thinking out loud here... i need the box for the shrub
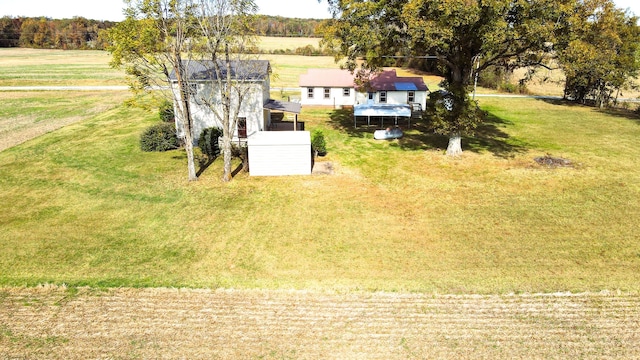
[311,129,327,157]
[158,99,175,122]
[198,127,223,159]
[140,122,180,152]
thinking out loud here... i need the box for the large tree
[557,0,640,107]
[322,0,573,155]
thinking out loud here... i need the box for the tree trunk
[446,132,463,156]
[184,130,198,181]
[222,135,233,182]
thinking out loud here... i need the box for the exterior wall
[174,81,268,144]
[248,131,312,176]
[300,86,356,107]
[355,90,428,109]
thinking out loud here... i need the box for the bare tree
[108,0,199,181]
[192,0,259,182]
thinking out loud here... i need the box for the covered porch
[353,103,412,128]
[264,99,304,131]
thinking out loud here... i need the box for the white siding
[174,81,268,144]
[248,131,311,176]
[355,90,428,109]
[300,86,356,106]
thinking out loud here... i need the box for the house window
[368,92,375,101]
[408,91,415,103]
[379,91,387,103]
[237,117,247,138]
[324,88,331,99]
[189,83,198,95]
[307,88,314,99]
[343,88,351,97]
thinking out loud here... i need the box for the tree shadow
[464,112,529,158]
[196,158,215,177]
[328,108,528,157]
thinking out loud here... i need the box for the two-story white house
[170,60,311,176]
[171,60,275,142]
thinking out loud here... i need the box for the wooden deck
[268,121,305,131]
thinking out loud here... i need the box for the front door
[237,117,247,138]
[367,92,375,104]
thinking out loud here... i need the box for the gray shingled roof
[169,60,270,82]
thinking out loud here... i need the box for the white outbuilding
[247,131,312,176]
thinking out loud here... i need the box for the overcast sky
[0,0,637,22]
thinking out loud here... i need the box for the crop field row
[2,286,639,359]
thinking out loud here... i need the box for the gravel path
[1,287,639,359]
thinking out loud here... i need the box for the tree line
[0,15,323,49]
[0,17,116,49]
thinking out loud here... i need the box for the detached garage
[248,131,312,176]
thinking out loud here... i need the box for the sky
[0,0,637,21]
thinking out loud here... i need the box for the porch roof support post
[294,113,298,131]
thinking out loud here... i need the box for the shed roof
[248,130,310,146]
[264,99,301,114]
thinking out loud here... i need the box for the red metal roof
[299,68,428,92]
[365,70,429,92]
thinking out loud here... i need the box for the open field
[0,91,130,152]
[2,286,640,359]
[0,49,126,87]
[257,36,321,52]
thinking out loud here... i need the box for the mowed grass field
[2,47,640,359]
[1,49,639,293]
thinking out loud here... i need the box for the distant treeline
[0,17,116,49]
[0,15,324,50]
[252,15,323,37]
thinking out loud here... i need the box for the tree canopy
[321,0,577,155]
[557,0,640,107]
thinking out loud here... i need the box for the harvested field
[1,287,639,359]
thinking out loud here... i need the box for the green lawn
[1,93,639,293]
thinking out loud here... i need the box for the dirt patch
[312,161,334,175]
[1,287,639,359]
[534,154,573,167]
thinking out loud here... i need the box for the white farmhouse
[170,60,311,176]
[299,68,357,107]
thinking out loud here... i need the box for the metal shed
[248,131,312,176]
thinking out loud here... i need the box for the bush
[158,99,174,122]
[198,127,223,159]
[140,122,180,152]
[311,129,327,157]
